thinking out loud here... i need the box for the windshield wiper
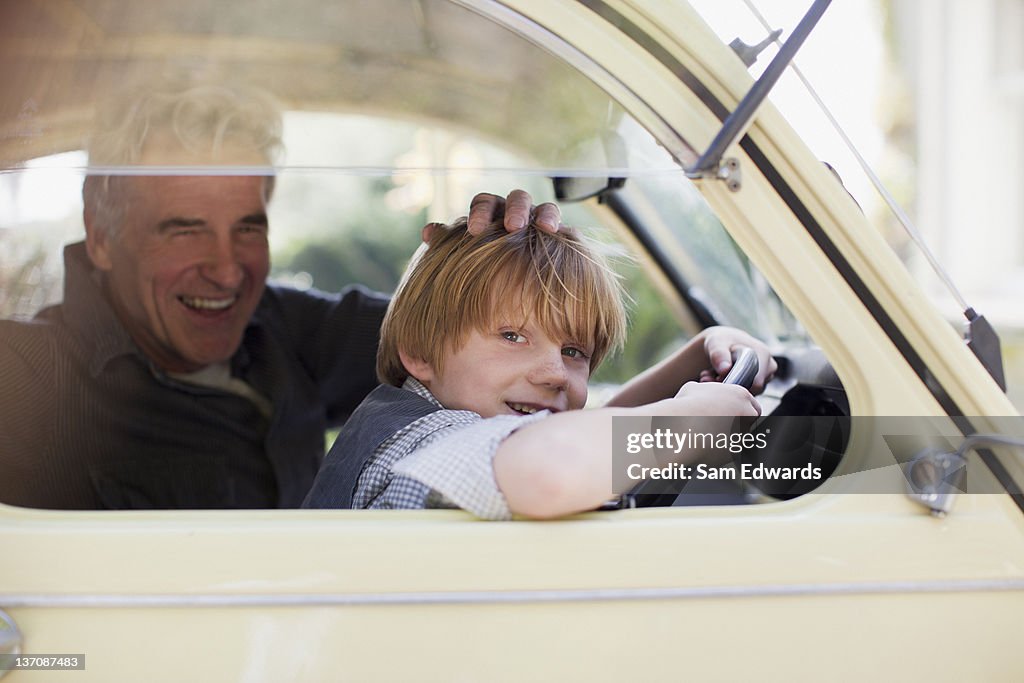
[686,0,832,189]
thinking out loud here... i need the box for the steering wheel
[619,347,759,508]
[721,346,759,390]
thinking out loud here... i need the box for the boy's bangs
[479,232,624,367]
[519,272,597,351]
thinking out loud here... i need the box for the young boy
[303,218,770,518]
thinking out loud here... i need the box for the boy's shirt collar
[401,377,444,409]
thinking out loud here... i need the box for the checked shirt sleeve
[392,412,549,520]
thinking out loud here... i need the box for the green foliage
[591,264,684,385]
[270,174,425,296]
[278,215,422,295]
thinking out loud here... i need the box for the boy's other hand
[675,381,761,417]
[465,190,562,235]
[700,326,778,394]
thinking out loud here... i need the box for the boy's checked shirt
[349,378,548,519]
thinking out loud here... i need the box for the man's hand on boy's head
[464,190,562,236]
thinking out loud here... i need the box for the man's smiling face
[87,172,271,373]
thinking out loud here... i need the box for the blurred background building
[887,0,1024,407]
[708,0,1024,406]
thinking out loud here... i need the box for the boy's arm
[387,411,549,519]
[493,381,760,519]
[605,326,777,407]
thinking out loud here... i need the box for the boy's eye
[501,331,527,343]
[562,346,590,360]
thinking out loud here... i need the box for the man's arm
[264,284,389,424]
[0,324,61,507]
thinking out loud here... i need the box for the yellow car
[1,1,1022,681]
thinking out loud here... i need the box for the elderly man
[0,81,560,510]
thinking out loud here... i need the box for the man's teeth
[180,296,235,311]
[508,403,540,414]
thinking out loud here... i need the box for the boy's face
[410,316,592,418]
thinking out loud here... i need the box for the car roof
[0,0,617,169]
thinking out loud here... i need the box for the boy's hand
[699,326,778,394]
[467,190,562,235]
[675,381,761,417]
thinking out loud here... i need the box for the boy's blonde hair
[378,218,627,386]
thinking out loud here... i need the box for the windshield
[1,0,806,372]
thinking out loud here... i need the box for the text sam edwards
[626,463,823,481]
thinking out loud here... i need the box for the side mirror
[552,130,627,202]
[553,175,625,202]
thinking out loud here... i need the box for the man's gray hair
[83,78,284,235]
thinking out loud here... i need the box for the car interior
[0,0,853,511]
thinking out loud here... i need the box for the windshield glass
[0,0,682,175]
[1,0,805,372]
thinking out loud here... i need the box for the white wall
[895,0,1024,325]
